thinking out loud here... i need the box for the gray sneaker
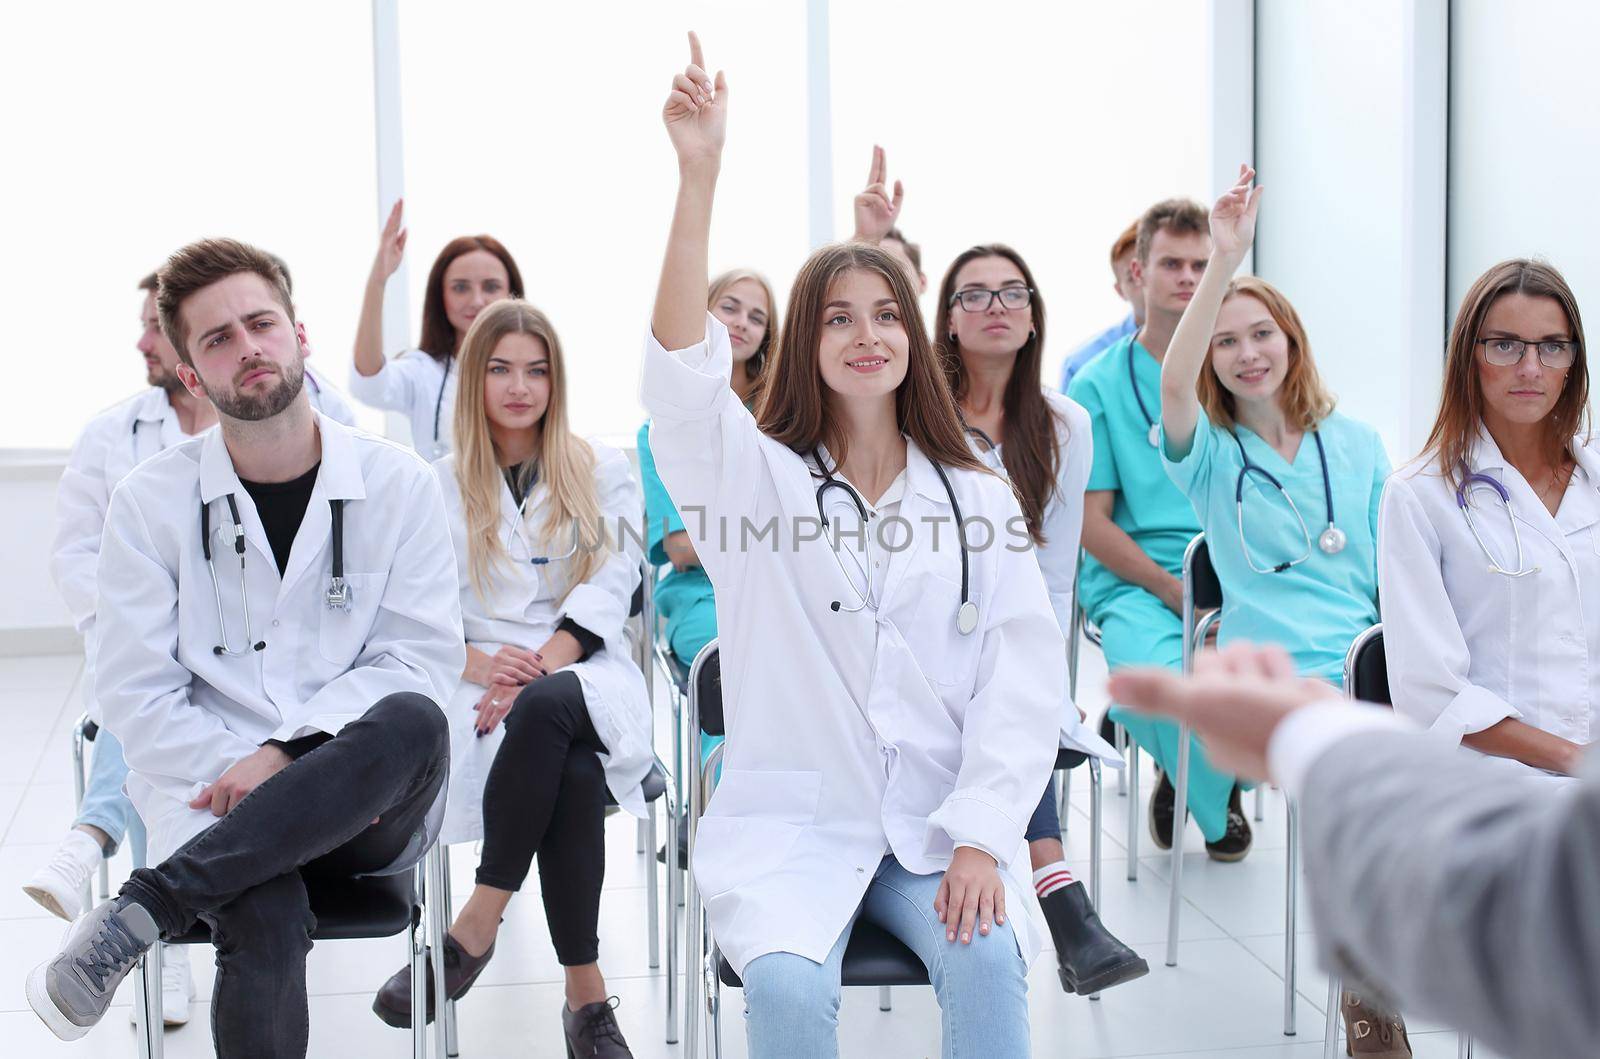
[26,899,159,1041]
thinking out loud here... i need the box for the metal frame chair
[1166,535,1299,1036]
[131,846,450,1059]
[1326,625,1472,1059]
[69,716,112,914]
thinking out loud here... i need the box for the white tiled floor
[0,647,1497,1058]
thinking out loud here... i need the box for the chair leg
[1088,757,1104,1003]
[878,984,892,1012]
[1284,798,1298,1036]
[71,724,93,914]
[134,940,162,1059]
[1115,723,1128,796]
[443,851,460,1056]
[1458,1034,1472,1058]
[647,801,661,971]
[665,792,679,1045]
[426,848,450,1059]
[411,862,427,1059]
[709,954,725,1059]
[1254,784,1266,822]
[1057,767,1071,827]
[684,870,702,1059]
[1125,741,1140,882]
[1165,723,1191,968]
[1323,975,1341,1059]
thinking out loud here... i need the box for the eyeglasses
[950,287,1034,312]
[1477,337,1579,369]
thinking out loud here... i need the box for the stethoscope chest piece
[324,576,352,611]
[1318,525,1347,555]
[1147,423,1160,448]
[956,600,979,636]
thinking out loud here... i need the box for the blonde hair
[1196,277,1335,432]
[452,299,608,601]
[709,269,780,379]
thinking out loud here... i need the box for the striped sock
[1032,861,1074,899]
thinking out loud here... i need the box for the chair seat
[167,869,416,945]
[717,919,929,989]
[639,762,668,803]
[665,651,690,693]
[1054,747,1088,770]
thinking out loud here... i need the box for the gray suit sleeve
[1300,732,1600,1059]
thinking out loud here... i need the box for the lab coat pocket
[317,572,389,665]
[693,768,822,898]
[901,570,981,687]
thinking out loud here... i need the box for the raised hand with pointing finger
[662,31,727,169]
[1211,163,1263,263]
[852,144,904,243]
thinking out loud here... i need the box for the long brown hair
[709,268,780,379]
[419,235,525,362]
[755,242,985,477]
[452,299,606,601]
[1419,258,1590,485]
[1196,276,1335,433]
[934,244,1059,545]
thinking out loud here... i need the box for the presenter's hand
[935,846,1006,945]
[1210,164,1263,262]
[663,31,727,168]
[851,145,903,243]
[1109,641,1339,780]
[370,198,408,281]
[190,744,293,817]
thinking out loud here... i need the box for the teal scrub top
[1066,334,1202,612]
[1161,411,1390,681]
[637,419,716,644]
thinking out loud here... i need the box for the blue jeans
[76,727,147,867]
[741,857,1031,1058]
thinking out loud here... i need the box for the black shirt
[239,462,321,576]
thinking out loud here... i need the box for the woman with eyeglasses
[349,200,525,459]
[644,34,1060,1058]
[1379,257,1596,780]
[1157,171,1405,1054]
[934,243,1148,997]
[371,299,651,1058]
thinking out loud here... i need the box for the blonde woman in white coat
[645,35,1058,1058]
[372,299,650,1058]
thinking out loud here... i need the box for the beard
[209,356,306,422]
[146,362,184,393]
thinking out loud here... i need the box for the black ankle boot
[1040,881,1150,995]
[562,996,633,1058]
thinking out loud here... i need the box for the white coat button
[272,620,281,627]
[856,867,865,874]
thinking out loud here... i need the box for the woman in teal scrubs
[638,268,778,765]
[1159,167,1387,682]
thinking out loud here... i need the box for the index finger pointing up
[870,144,885,185]
[689,30,705,71]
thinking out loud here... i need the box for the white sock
[65,828,105,860]
[1032,861,1074,899]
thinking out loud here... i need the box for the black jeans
[477,670,609,966]
[120,692,448,1059]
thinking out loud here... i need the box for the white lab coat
[434,443,654,844]
[303,363,359,427]
[642,316,1062,977]
[94,413,466,868]
[347,348,456,459]
[1378,429,1600,756]
[970,389,1121,764]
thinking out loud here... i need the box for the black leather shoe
[372,932,496,1028]
[1041,881,1150,994]
[655,813,688,868]
[1205,785,1253,862]
[562,996,633,1058]
[1148,770,1175,850]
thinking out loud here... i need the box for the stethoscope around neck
[1455,465,1541,577]
[430,356,453,459]
[810,448,979,635]
[1230,428,1346,574]
[200,494,352,656]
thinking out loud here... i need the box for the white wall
[1449,0,1600,320]
[1254,0,1442,466]
[0,462,76,649]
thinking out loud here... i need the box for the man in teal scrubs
[1067,198,1253,859]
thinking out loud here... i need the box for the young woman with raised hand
[935,243,1147,996]
[349,201,524,458]
[371,299,652,1059]
[1157,167,1401,1053]
[1380,259,1596,781]
[642,33,1060,1059]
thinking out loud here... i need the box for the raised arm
[651,31,726,351]
[850,144,903,244]
[353,198,408,378]
[1159,165,1262,457]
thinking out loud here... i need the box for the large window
[0,2,377,449]
[830,0,1212,384]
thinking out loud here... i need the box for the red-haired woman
[349,201,524,458]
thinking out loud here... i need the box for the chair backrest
[1343,624,1389,704]
[1184,534,1223,612]
[690,640,724,738]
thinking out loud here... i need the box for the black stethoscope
[1231,428,1346,574]
[431,357,452,458]
[810,448,978,635]
[1127,336,1163,448]
[200,495,351,656]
